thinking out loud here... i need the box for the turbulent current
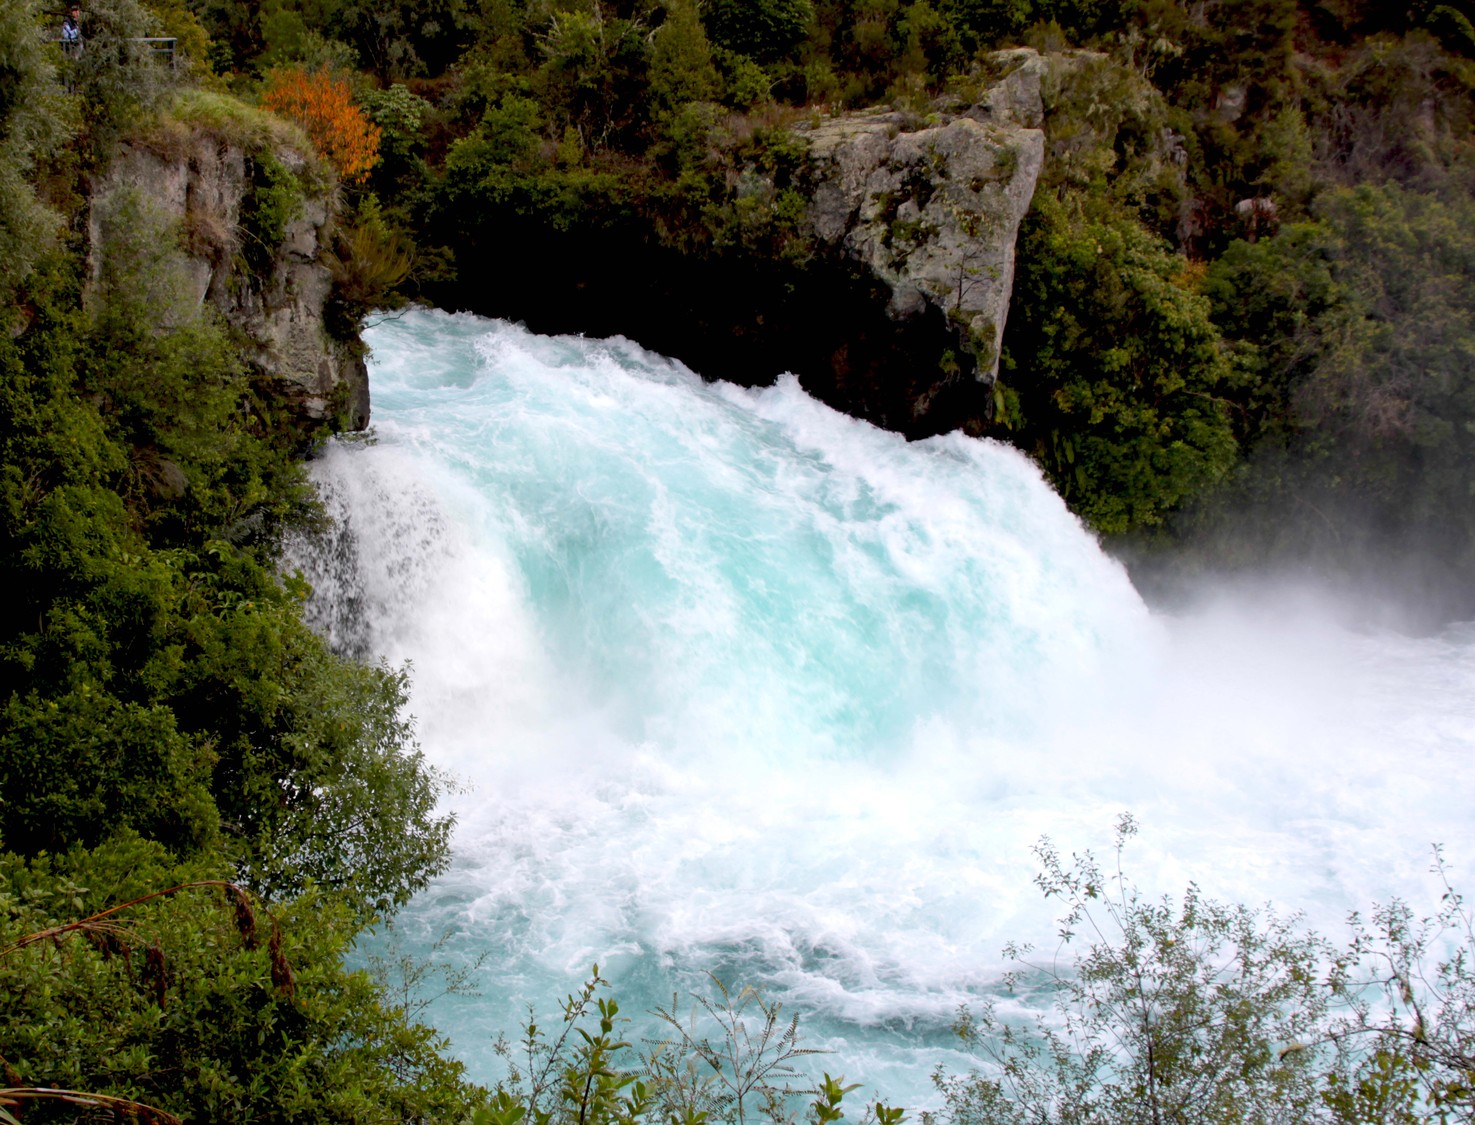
[290,308,1475,1106]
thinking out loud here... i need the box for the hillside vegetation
[1,2,472,1118]
[5,0,1475,1120]
[183,0,1475,611]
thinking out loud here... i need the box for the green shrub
[240,149,305,274]
[704,0,815,63]
[0,836,477,1123]
[1004,193,1236,534]
[481,967,900,1125]
[932,815,1332,1125]
[325,197,415,334]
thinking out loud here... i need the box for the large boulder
[795,49,1047,390]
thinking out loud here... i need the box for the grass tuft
[129,89,331,193]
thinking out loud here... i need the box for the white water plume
[287,309,1475,1107]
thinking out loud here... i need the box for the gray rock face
[794,50,1047,386]
[89,136,369,430]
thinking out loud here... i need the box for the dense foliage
[150,0,1475,604]
[7,0,1475,1118]
[1003,192,1236,533]
[1,838,469,1124]
[0,3,468,1119]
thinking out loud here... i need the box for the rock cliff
[88,128,369,430]
[794,48,1047,391]
[435,49,1053,438]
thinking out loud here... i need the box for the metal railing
[49,35,178,69]
[137,37,177,68]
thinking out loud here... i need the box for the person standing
[60,4,81,55]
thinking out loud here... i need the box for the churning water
[291,308,1475,1107]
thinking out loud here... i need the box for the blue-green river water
[292,309,1475,1108]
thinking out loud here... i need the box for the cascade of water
[287,309,1475,1107]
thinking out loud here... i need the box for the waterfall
[287,308,1475,1107]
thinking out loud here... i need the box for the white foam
[294,310,1475,1109]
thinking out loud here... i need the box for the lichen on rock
[792,49,1047,388]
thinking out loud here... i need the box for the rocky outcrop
[435,50,1052,439]
[88,133,369,430]
[794,48,1047,388]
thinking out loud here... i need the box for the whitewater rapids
[289,309,1475,1106]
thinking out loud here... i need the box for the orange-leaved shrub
[260,67,381,184]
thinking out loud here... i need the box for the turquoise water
[293,309,1475,1108]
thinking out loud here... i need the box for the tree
[0,0,71,308]
[649,0,719,116]
[219,650,454,920]
[330,0,477,81]
[702,0,814,63]
[362,82,433,195]
[0,835,477,1124]
[1004,194,1237,534]
[261,66,382,183]
[533,6,651,150]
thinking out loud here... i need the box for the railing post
[136,37,178,70]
